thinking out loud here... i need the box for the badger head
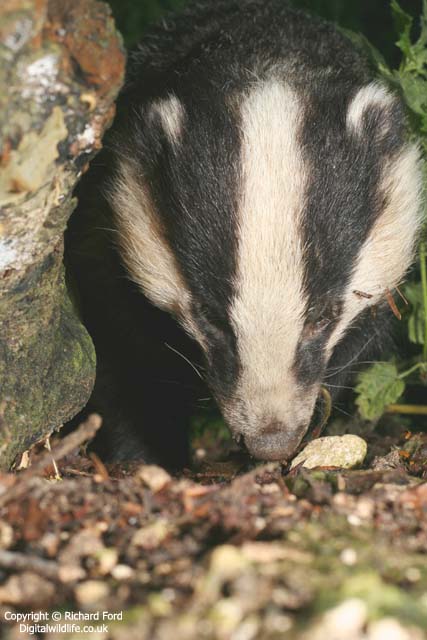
[111,79,423,461]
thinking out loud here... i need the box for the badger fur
[68,0,423,465]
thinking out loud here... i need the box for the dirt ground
[1,415,427,640]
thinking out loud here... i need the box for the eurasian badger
[69,0,423,465]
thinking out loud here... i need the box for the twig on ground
[0,550,59,581]
[0,414,102,508]
[44,436,61,481]
[89,451,110,480]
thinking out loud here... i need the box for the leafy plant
[355,362,427,420]
[404,281,426,345]
[354,0,427,421]
[355,363,405,420]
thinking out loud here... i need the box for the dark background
[106,0,422,67]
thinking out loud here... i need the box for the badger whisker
[325,362,388,379]
[331,404,354,419]
[324,336,375,379]
[326,360,381,373]
[94,226,121,234]
[164,343,204,380]
[323,383,355,391]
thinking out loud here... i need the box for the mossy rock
[0,0,125,469]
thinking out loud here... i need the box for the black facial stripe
[131,86,242,395]
[294,333,328,387]
[300,84,407,301]
[292,84,407,385]
[300,94,381,303]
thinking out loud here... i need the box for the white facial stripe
[328,142,423,352]
[111,158,190,312]
[230,80,312,434]
[148,94,185,143]
[346,82,396,135]
[111,158,210,350]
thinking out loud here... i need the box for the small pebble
[368,618,423,640]
[111,564,134,581]
[132,520,170,549]
[137,465,171,493]
[96,548,118,575]
[0,522,14,549]
[75,580,109,606]
[340,548,358,566]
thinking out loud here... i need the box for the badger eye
[302,301,341,341]
[302,317,331,340]
[314,318,331,332]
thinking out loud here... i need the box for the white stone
[290,435,367,470]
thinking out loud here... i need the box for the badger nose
[259,421,284,436]
[243,424,304,461]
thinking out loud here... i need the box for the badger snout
[218,382,320,462]
[243,423,306,461]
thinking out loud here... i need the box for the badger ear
[145,93,186,145]
[346,82,404,143]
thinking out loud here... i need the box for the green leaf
[355,363,405,420]
[420,0,427,47]
[190,411,231,442]
[391,0,414,57]
[402,282,426,345]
